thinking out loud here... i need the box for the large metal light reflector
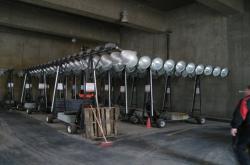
[100,54,113,71]
[164,59,175,74]
[195,64,205,75]
[80,59,88,70]
[175,61,186,73]
[220,68,229,78]
[186,63,195,74]
[72,60,82,71]
[213,66,221,77]
[137,56,151,73]
[110,52,125,72]
[204,65,213,76]
[93,56,102,70]
[151,57,163,71]
[121,50,138,68]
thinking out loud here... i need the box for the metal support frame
[191,75,202,117]
[50,66,60,113]
[142,69,153,118]
[161,75,172,112]
[93,69,99,108]
[43,72,48,110]
[72,74,77,99]
[130,77,138,108]
[150,70,154,117]
[20,73,27,104]
[65,75,68,99]
[125,70,128,114]
[7,70,15,104]
[108,71,111,108]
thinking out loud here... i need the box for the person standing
[231,86,250,165]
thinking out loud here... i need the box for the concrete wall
[121,3,250,120]
[0,26,98,100]
[165,3,230,119]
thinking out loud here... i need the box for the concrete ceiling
[135,0,196,11]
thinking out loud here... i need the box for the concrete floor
[0,109,238,165]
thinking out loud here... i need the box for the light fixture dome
[213,66,221,77]
[175,61,186,73]
[164,59,175,73]
[151,57,163,71]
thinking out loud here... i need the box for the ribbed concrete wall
[0,26,97,100]
[121,3,250,119]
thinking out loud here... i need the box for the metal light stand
[130,76,138,108]
[125,69,128,114]
[25,73,33,102]
[6,70,15,108]
[36,73,47,112]
[108,71,111,108]
[43,71,48,111]
[116,73,125,106]
[150,70,154,118]
[102,71,112,107]
[161,75,172,112]
[142,69,151,120]
[19,73,27,109]
[190,75,205,124]
[50,66,60,113]
[71,74,77,100]
[99,77,105,104]
[79,70,86,97]
[191,75,201,117]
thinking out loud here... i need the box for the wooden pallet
[83,107,119,139]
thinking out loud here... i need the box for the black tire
[67,124,77,134]
[130,115,140,124]
[26,109,32,114]
[196,117,206,125]
[156,119,167,128]
[46,114,54,123]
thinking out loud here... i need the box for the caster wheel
[67,124,77,134]
[196,117,206,124]
[120,114,129,121]
[26,109,32,114]
[46,114,54,123]
[130,115,139,124]
[156,119,167,128]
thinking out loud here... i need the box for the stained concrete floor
[0,109,238,165]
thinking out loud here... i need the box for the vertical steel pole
[74,75,77,99]
[11,71,14,101]
[65,76,68,99]
[20,73,27,104]
[93,69,99,108]
[108,71,111,108]
[150,70,154,117]
[161,75,168,111]
[43,73,48,110]
[125,71,128,114]
[50,66,60,113]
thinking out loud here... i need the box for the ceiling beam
[17,0,166,32]
[0,1,120,43]
[197,0,244,15]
